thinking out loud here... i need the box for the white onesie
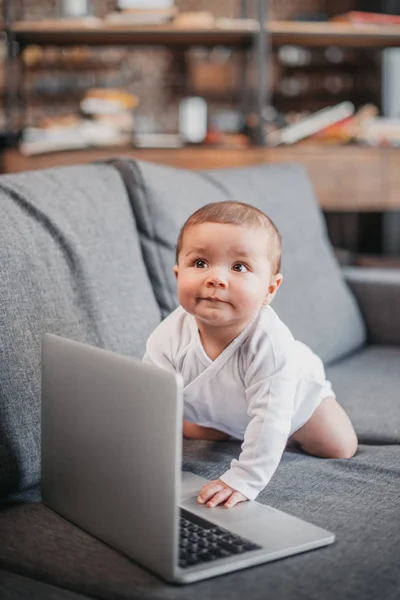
[143,305,334,500]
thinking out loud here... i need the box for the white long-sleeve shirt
[143,305,334,500]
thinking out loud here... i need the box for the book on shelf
[104,8,177,25]
[331,11,400,25]
[311,104,378,143]
[20,121,131,156]
[268,102,355,146]
[358,117,400,146]
[107,0,176,25]
[116,0,174,9]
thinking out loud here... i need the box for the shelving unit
[2,1,269,146]
[4,5,400,147]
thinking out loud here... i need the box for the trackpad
[180,494,274,526]
[180,471,208,500]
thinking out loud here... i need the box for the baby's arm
[198,372,297,508]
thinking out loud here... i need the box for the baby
[143,201,357,509]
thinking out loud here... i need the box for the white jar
[56,0,90,18]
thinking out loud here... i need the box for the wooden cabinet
[260,145,386,212]
[2,144,398,212]
[387,150,400,210]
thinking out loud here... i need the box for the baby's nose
[205,271,228,288]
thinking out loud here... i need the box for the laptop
[41,333,335,584]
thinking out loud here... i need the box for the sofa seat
[1,439,399,600]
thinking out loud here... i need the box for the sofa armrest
[343,266,400,346]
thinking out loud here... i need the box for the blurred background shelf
[11,20,258,48]
[11,20,400,48]
[268,20,400,47]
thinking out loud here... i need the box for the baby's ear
[173,265,179,280]
[263,273,283,305]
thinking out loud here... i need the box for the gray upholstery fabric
[326,346,400,444]
[113,159,366,365]
[343,266,400,345]
[0,164,161,497]
[0,442,399,600]
[0,569,88,600]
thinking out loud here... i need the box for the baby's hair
[176,201,281,274]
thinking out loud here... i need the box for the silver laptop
[41,333,335,584]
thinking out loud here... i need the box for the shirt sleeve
[219,348,297,501]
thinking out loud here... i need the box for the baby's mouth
[199,296,226,303]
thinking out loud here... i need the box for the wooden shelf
[269,20,400,48]
[11,19,400,49]
[1,144,399,212]
[12,20,258,48]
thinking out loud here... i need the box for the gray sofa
[0,159,399,600]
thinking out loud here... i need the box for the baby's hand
[197,479,248,508]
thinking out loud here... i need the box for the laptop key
[199,553,215,562]
[242,542,261,551]
[213,548,233,559]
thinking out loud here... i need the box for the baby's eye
[232,263,248,273]
[194,259,208,269]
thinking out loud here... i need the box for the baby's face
[174,222,280,331]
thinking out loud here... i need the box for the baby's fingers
[206,488,232,508]
[197,482,224,505]
[224,491,248,508]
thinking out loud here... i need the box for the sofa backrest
[113,159,366,366]
[0,163,161,497]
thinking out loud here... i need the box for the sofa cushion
[326,345,400,444]
[0,443,399,600]
[113,159,366,365]
[0,163,161,497]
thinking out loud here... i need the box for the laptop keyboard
[179,509,262,569]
